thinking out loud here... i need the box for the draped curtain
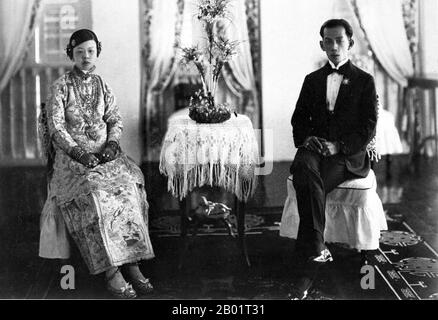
[0,0,42,160]
[351,0,422,155]
[0,0,41,93]
[352,0,414,87]
[355,0,437,157]
[141,0,184,162]
[217,0,260,128]
[245,0,262,129]
[141,0,261,161]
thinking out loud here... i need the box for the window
[27,0,92,65]
[0,0,92,163]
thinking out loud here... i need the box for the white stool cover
[280,170,387,250]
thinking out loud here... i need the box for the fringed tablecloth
[159,114,259,202]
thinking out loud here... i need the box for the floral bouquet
[180,0,239,123]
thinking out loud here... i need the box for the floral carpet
[7,207,438,300]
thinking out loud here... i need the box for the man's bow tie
[329,68,345,76]
[327,62,349,76]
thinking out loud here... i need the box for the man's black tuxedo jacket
[291,61,377,178]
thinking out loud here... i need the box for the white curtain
[220,0,259,124]
[355,0,414,86]
[141,0,184,161]
[145,0,181,109]
[0,0,41,92]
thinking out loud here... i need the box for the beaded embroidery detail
[69,67,101,140]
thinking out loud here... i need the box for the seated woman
[38,29,154,299]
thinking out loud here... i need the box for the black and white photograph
[0,0,437,306]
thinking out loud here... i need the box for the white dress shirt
[326,59,349,112]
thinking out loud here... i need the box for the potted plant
[180,0,239,123]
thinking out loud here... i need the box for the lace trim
[159,115,259,202]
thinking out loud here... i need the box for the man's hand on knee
[302,136,326,154]
[321,141,340,156]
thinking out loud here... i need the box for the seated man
[289,19,377,299]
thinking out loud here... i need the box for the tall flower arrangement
[180,0,239,123]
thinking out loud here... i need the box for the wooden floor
[0,155,437,300]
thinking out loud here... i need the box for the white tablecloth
[159,114,259,202]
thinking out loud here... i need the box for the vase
[188,104,232,124]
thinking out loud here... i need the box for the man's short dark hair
[320,19,353,39]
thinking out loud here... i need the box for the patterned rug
[148,207,438,300]
[150,210,280,238]
[368,211,438,300]
[20,206,438,300]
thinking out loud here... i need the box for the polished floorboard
[0,155,437,300]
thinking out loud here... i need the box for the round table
[159,113,259,267]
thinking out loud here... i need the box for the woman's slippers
[131,278,154,295]
[106,282,137,299]
[105,267,137,299]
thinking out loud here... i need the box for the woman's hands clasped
[78,152,100,168]
[96,141,119,164]
[70,141,119,169]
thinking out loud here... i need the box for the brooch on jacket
[342,78,350,86]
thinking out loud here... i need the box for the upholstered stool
[280,170,387,251]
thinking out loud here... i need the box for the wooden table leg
[178,197,189,270]
[236,197,251,267]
